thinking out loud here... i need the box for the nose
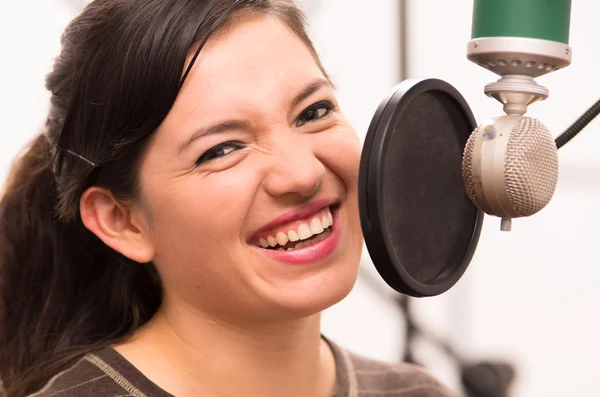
[262,133,325,198]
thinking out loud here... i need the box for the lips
[255,199,338,235]
[250,205,342,265]
[248,198,342,264]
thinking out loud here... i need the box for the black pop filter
[359,78,484,297]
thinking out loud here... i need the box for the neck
[115,299,337,397]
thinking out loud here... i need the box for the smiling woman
[0,1,454,397]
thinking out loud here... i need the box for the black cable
[555,98,600,149]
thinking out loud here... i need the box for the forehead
[173,12,325,119]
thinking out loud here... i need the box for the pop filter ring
[359,78,485,297]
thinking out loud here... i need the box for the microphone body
[463,0,572,230]
[472,0,570,43]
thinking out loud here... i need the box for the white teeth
[310,217,324,235]
[258,238,269,248]
[297,228,330,249]
[297,223,313,240]
[287,230,299,242]
[275,232,288,246]
[256,207,335,249]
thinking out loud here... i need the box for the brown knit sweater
[27,339,457,397]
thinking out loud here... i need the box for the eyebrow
[178,119,251,154]
[178,78,333,153]
[291,78,332,108]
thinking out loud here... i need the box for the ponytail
[0,135,161,396]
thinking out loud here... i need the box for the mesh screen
[382,92,478,284]
[463,127,478,205]
[505,118,559,216]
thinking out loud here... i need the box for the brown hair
[0,1,323,395]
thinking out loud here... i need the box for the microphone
[358,1,581,295]
[462,0,572,231]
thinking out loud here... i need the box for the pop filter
[359,78,484,297]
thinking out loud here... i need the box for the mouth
[249,203,341,265]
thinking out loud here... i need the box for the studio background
[1,1,599,396]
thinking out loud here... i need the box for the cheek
[145,167,260,266]
[316,125,361,188]
[317,124,364,245]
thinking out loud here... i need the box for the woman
[0,1,456,396]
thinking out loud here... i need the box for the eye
[196,141,244,165]
[296,100,335,127]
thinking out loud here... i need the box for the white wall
[0,0,81,181]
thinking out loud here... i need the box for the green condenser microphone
[461,0,572,231]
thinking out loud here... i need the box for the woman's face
[138,13,363,322]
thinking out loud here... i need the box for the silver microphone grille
[462,116,559,219]
[505,118,559,217]
[462,129,477,205]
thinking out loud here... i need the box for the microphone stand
[397,295,515,397]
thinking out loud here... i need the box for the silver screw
[500,218,512,232]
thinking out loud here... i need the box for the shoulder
[349,351,457,396]
[329,340,458,397]
[27,349,135,397]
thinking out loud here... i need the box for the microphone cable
[555,98,600,149]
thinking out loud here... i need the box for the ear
[80,187,155,264]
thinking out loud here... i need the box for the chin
[263,258,361,320]
[244,202,364,321]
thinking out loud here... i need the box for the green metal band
[472,0,571,44]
